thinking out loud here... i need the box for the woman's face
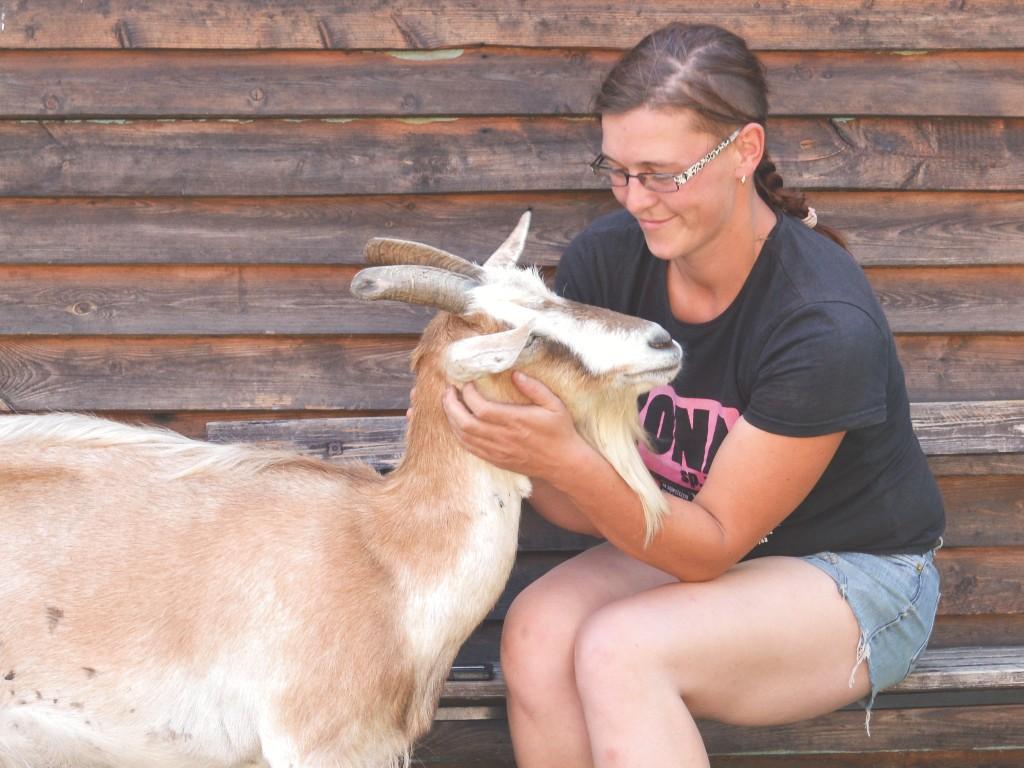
[600,107,739,261]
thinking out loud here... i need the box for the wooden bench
[208,404,1024,766]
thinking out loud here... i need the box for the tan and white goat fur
[0,212,681,768]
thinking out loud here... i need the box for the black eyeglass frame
[589,128,743,192]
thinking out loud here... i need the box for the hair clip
[802,207,818,228]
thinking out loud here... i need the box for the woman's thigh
[501,541,677,679]
[574,555,874,727]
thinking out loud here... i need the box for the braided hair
[594,23,847,249]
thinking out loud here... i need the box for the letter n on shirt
[639,385,741,499]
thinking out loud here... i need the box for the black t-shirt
[555,209,945,558]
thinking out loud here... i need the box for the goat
[0,212,681,768]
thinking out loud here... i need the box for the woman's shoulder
[768,214,880,311]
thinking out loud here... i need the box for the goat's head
[351,212,682,543]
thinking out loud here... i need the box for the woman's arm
[443,372,843,582]
[527,478,602,537]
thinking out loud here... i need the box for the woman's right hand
[441,371,592,482]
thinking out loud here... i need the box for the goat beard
[574,392,668,547]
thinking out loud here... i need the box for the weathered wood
[416,704,1024,761]
[459,617,1024,681]
[893,646,1024,692]
[867,267,1024,333]
[483,548,1023,622]
[939,475,1024,547]
[710,752,1024,768]
[0,337,414,412]
[3,49,1022,119]
[899,335,1024,402]
[2,192,1022,268]
[2,263,1020,336]
[0,194,615,267]
[930,615,1024,650]
[0,1,1020,50]
[1,117,1022,197]
[442,646,1024,701]
[928,453,1024,476]
[0,265,435,335]
[933,548,1024,617]
[822,192,1024,267]
[3,333,1018,410]
[911,401,1024,455]
[457,615,1024,665]
[206,402,1024,469]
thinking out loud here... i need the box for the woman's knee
[573,600,657,698]
[501,577,586,697]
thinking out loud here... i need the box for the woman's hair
[595,23,847,249]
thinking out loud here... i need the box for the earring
[740,175,747,185]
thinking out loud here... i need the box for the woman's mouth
[637,215,674,231]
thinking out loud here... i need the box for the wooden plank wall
[1,4,1023,763]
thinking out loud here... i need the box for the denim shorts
[802,542,942,734]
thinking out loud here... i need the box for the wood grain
[1,334,1019,410]
[0,1,1020,50]
[415,705,1024,760]
[2,49,1021,118]
[205,403,1024,470]
[1,117,1022,197]
[3,192,1023,268]
[1,263,1020,335]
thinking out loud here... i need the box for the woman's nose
[616,176,660,212]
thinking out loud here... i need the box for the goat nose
[648,328,673,350]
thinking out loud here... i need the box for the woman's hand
[441,371,589,480]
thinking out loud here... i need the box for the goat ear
[443,322,535,382]
[483,210,531,269]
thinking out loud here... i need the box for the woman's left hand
[441,371,589,479]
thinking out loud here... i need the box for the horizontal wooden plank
[894,646,1024,693]
[928,454,1024,477]
[0,265,435,335]
[456,614,1024,668]
[935,548,1024,617]
[1,335,1020,411]
[0,337,415,411]
[911,401,1024,455]
[1,117,1022,197]
[2,192,1022,268]
[1,1,1020,50]
[867,267,1024,333]
[416,704,1024,761]
[930,615,1024,650]
[443,646,1024,702]
[0,194,612,266]
[710,751,1024,768]
[2,263,1020,336]
[488,548,1024,622]
[899,335,1024,402]
[206,401,1024,470]
[939,475,1024,547]
[3,49,1022,119]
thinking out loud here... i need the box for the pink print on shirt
[638,385,741,499]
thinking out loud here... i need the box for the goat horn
[484,210,531,269]
[350,265,476,314]
[363,238,484,281]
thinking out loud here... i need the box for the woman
[441,23,944,768]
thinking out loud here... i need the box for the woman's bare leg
[572,555,872,767]
[502,542,676,768]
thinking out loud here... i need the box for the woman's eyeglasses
[589,129,742,193]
